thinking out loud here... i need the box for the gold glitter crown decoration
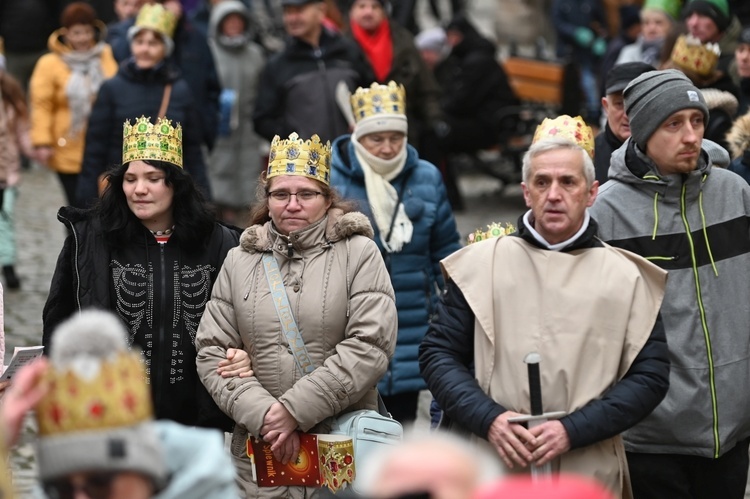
[467,222,516,244]
[670,34,720,77]
[350,81,406,123]
[267,132,331,185]
[36,352,153,436]
[135,3,177,39]
[533,115,595,159]
[123,116,183,168]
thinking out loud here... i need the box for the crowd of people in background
[3,0,750,497]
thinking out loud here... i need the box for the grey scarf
[61,41,107,137]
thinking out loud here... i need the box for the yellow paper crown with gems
[532,115,595,159]
[35,312,154,438]
[134,3,177,39]
[670,34,720,77]
[467,222,516,244]
[351,81,407,123]
[267,132,331,185]
[36,353,153,436]
[123,116,183,168]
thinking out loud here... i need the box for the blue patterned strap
[262,253,315,375]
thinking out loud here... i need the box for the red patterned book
[247,434,355,492]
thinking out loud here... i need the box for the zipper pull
[287,241,293,258]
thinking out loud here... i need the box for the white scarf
[352,134,412,252]
[61,41,106,137]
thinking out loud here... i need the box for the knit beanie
[624,69,709,149]
[643,0,682,20]
[682,0,731,32]
[61,2,97,29]
[35,310,168,486]
[740,25,750,45]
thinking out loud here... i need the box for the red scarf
[351,20,393,82]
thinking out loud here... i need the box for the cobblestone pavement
[0,164,529,496]
[4,165,65,497]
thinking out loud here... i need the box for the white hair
[355,427,503,495]
[521,137,596,187]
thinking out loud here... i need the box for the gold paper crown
[351,81,406,123]
[135,3,177,39]
[467,222,516,244]
[267,132,331,185]
[36,352,153,437]
[123,116,183,168]
[670,34,720,77]
[532,115,595,159]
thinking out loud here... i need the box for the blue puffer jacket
[331,135,461,396]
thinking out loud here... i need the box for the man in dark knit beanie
[624,69,709,153]
[590,67,750,499]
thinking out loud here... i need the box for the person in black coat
[253,0,374,143]
[77,3,211,207]
[107,0,221,150]
[434,16,518,155]
[594,62,655,183]
[44,114,247,431]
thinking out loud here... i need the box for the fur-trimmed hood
[727,111,750,160]
[239,209,374,252]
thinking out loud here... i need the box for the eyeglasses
[267,190,324,204]
[43,472,117,499]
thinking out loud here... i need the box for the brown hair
[0,71,28,119]
[248,174,357,226]
[61,2,97,28]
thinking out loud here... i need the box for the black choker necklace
[150,226,175,236]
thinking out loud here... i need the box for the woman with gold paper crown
[330,81,461,424]
[76,3,211,207]
[195,132,398,497]
[43,116,250,432]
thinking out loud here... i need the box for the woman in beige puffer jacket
[195,156,397,497]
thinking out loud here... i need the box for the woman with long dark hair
[43,116,248,431]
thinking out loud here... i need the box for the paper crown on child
[670,34,721,77]
[267,132,331,185]
[123,116,183,168]
[467,222,516,245]
[350,81,408,137]
[35,310,168,484]
[532,115,595,158]
[134,3,177,40]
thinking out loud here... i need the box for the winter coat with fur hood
[727,112,750,184]
[195,209,397,497]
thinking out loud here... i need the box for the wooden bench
[502,57,567,108]
[476,57,582,183]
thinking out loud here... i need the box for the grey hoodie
[591,138,750,458]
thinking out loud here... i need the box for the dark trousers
[57,172,81,208]
[381,391,419,425]
[627,437,750,499]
